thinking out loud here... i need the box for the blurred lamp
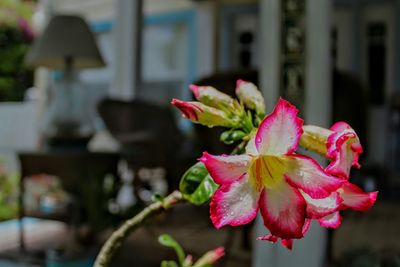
[26,15,105,148]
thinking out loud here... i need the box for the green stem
[231,140,247,155]
[241,111,254,134]
[93,191,184,267]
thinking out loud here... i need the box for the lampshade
[25,15,105,69]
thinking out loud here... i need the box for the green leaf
[179,162,218,205]
[161,261,179,267]
[158,234,186,265]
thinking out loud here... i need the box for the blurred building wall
[333,2,396,167]
[50,0,115,21]
[254,0,331,266]
[0,102,41,171]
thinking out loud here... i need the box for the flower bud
[171,99,239,128]
[193,247,225,267]
[235,80,266,115]
[300,123,363,179]
[183,255,193,266]
[299,125,332,155]
[220,130,247,144]
[190,84,242,115]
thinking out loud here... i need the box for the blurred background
[0,0,398,266]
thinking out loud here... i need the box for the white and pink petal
[255,98,303,156]
[259,181,306,239]
[301,191,342,219]
[339,182,378,212]
[284,155,343,199]
[245,136,258,156]
[257,235,294,250]
[257,219,310,250]
[330,121,351,132]
[210,175,261,228]
[200,152,250,185]
[257,233,278,243]
[318,211,342,229]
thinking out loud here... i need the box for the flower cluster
[172,81,265,135]
[172,81,377,250]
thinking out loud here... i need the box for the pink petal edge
[199,152,249,185]
[259,182,306,239]
[255,98,304,156]
[330,121,350,132]
[301,191,342,219]
[210,175,260,229]
[318,211,342,229]
[326,122,363,179]
[189,84,201,99]
[257,219,310,250]
[340,182,378,212]
[285,155,344,199]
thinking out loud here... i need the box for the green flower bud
[190,84,244,116]
[220,130,247,144]
[171,99,240,128]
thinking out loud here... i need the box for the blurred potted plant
[0,161,19,221]
[0,1,39,153]
[0,0,34,102]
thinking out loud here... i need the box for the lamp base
[45,135,93,151]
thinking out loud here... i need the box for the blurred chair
[97,98,184,196]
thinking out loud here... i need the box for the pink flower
[300,122,363,179]
[325,122,363,179]
[300,122,377,229]
[259,181,377,247]
[200,98,343,241]
[314,181,378,229]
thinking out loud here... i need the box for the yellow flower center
[248,155,288,190]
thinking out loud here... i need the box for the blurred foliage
[0,0,34,102]
[0,0,34,26]
[0,162,19,221]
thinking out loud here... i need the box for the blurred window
[219,5,258,71]
[232,14,259,69]
[367,22,386,106]
[139,22,188,105]
[139,11,196,107]
[142,23,188,83]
